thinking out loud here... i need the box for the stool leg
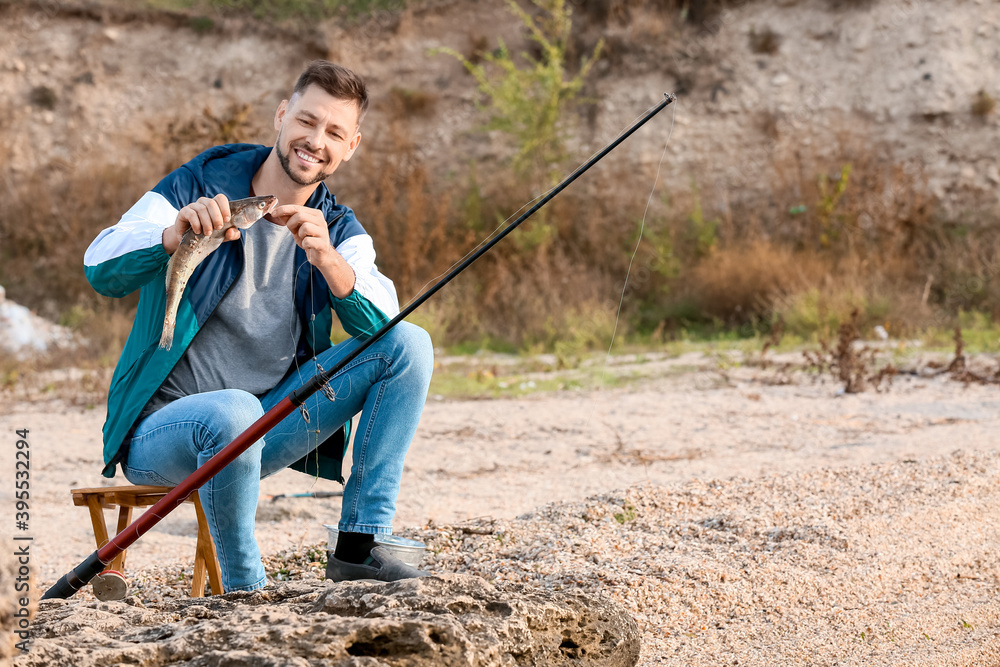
[192,494,224,596]
[191,554,207,598]
[86,496,111,550]
[110,506,133,573]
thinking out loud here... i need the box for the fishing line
[603,98,677,372]
[585,99,676,446]
[285,252,325,488]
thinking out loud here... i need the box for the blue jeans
[121,322,433,592]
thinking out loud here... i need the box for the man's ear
[274,99,289,132]
[343,132,362,162]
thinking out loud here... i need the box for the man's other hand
[271,204,355,298]
[272,204,334,263]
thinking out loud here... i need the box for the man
[84,61,434,592]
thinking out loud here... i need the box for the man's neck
[251,149,319,207]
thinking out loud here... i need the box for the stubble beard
[276,130,336,187]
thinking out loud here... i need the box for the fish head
[229,195,278,229]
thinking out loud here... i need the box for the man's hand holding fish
[162,193,242,255]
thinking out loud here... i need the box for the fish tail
[160,308,177,350]
[160,285,179,350]
[159,318,174,351]
[161,264,181,351]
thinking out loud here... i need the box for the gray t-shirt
[141,219,302,419]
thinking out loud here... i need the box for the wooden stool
[71,485,224,597]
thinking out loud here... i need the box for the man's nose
[304,124,324,150]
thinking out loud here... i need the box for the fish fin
[159,325,174,351]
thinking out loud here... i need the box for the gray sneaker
[325,545,432,583]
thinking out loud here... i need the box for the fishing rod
[43,92,675,600]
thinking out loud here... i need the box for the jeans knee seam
[328,352,391,381]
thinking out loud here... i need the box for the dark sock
[334,531,376,564]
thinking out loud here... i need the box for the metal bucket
[323,525,427,567]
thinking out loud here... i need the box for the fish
[159,195,278,350]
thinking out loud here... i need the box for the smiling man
[84,61,434,592]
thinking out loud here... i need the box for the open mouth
[294,148,322,165]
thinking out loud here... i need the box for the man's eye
[300,119,313,126]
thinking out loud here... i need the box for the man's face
[273,84,363,187]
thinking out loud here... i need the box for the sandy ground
[3,351,1000,664]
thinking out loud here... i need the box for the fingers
[292,220,329,246]
[271,205,321,226]
[174,208,195,236]
[179,195,231,236]
[213,193,231,224]
[191,198,216,236]
[281,212,331,255]
[284,213,304,235]
[298,233,329,252]
[272,206,326,240]
[269,205,338,269]
[269,204,300,227]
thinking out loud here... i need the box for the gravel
[72,449,1000,666]
[413,450,1000,665]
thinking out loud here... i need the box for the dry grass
[2,127,995,358]
[0,163,150,319]
[686,242,828,323]
[802,308,896,393]
[660,134,973,340]
[570,0,733,30]
[933,327,1000,385]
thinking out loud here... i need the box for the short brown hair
[292,60,370,124]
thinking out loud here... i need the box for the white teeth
[296,149,320,164]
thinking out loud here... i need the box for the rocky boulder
[0,286,77,359]
[16,574,640,666]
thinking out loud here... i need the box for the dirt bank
[1,0,997,216]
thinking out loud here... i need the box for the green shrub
[435,0,603,184]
